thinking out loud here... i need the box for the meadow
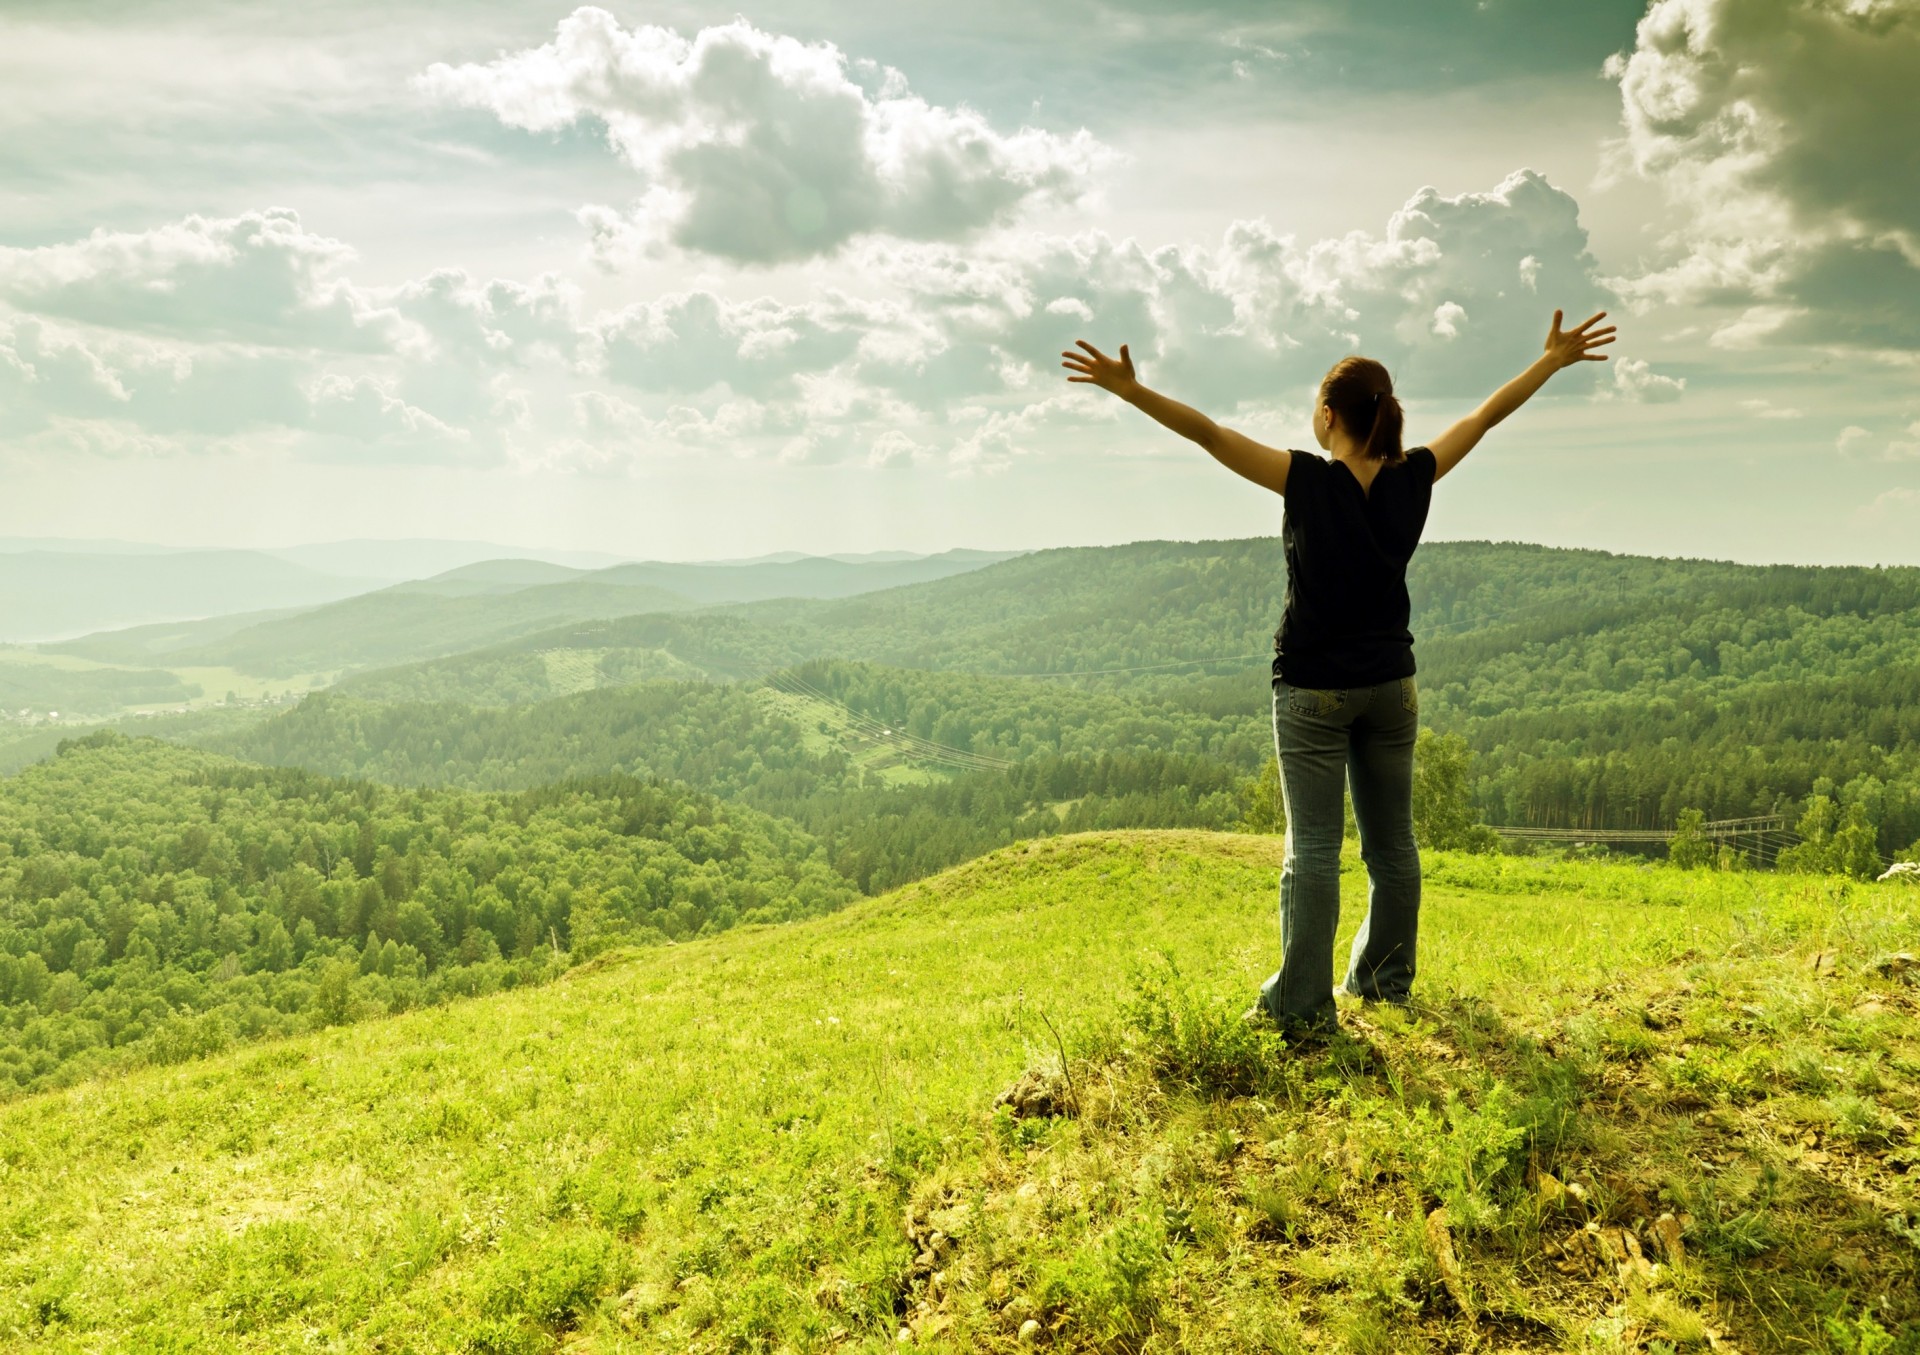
[3,832,1915,1352]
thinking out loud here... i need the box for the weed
[479,1225,628,1334]
[1827,1093,1899,1146]
[1035,1210,1167,1349]
[1120,953,1287,1099]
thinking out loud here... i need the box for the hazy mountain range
[0,538,1021,645]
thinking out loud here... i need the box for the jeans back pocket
[1287,686,1346,718]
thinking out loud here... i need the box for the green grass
[2,833,1916,1352]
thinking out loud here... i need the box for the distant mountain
[388,560,588,597]
[49,550,1025,678]
[54,578,694,678]
[260,539,628,578]
[587,549,1027,605]
[0,550,384,644]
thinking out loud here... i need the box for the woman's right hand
[1543,310,1616,369]
[1061,339,1139,398]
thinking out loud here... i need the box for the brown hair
[1319,356,1403,462]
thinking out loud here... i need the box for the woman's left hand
[1061,339,1138,398]
[1542,310,1616,369]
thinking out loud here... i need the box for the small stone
[1652,1212,1686,1265]
[1018,1319,1041,1343]
[896,1326,912,1344]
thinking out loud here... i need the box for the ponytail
[1319,356,1404,463]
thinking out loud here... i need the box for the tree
[1668,808,1711,869]
[1236,757,1285,835]
[1412,730,1499,853]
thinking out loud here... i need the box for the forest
[0,733,851,1097]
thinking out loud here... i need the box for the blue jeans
[1257,676,1422,1029]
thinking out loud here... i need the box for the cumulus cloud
[392,269,582,366]
[0,209,397,350]
[306,374,469,447]
[1603,0,1920,347]
[856,168,1610,412]
[1601,357,1687,403]
[1,170,1620,472]
[594,290,868,397]
[417,9,1112,265]
[1836,419,1920,461]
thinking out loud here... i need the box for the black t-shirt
[1272,447,1436,689]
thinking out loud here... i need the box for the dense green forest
[0,733,852,1097]
[209,671,1268,894]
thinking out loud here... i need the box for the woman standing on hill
[1061,312,1615,1037]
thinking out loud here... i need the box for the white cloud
[306,374,469,446]
[392,270,582,367]
[1837,424,1871,453]
[866,428,924,469]
[1739,397,1804,419]
[1857,485,1920,521]
[1603,0,1920,348]
[0,209,396,351]
[0,170,1619,472]
[1430,302,1467,339]
[417,9,1113,266]
[594,290,868,397]
[1601,357,1687,403]
[860,168,1610,410]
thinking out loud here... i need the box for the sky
[1,0,1918,565]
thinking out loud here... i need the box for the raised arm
[1427,310,1616,482]
[1061,339,1292,495]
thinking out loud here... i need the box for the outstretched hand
[1543,309,1616,369]
[1061,339,1138,397]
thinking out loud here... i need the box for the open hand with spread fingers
[1544,310,1615,369]
[1061,339,1139,398]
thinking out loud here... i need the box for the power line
[1004,653,1270,679]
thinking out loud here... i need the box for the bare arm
[1061,340,1292,495]
[1428,309,1616,482]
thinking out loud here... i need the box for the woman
[1061,310,1616,1037]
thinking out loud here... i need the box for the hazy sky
[2,0,1917,564]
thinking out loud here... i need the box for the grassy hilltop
[3,832,1916,1353]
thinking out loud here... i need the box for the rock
[1872,951,1917,979]
[1876,861,1920,884]
[1425,1207,1475,1324]
[995,1068,1070,1119]
[1018,1319,1041,1343]
[896,1326,912,1344]
[1652,1212,1686,1266]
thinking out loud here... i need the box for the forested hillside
[211,668,1268,893]
[0,734,852,1096]
[209,533,1920,862]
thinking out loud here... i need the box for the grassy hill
[4,831,1915,1352]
